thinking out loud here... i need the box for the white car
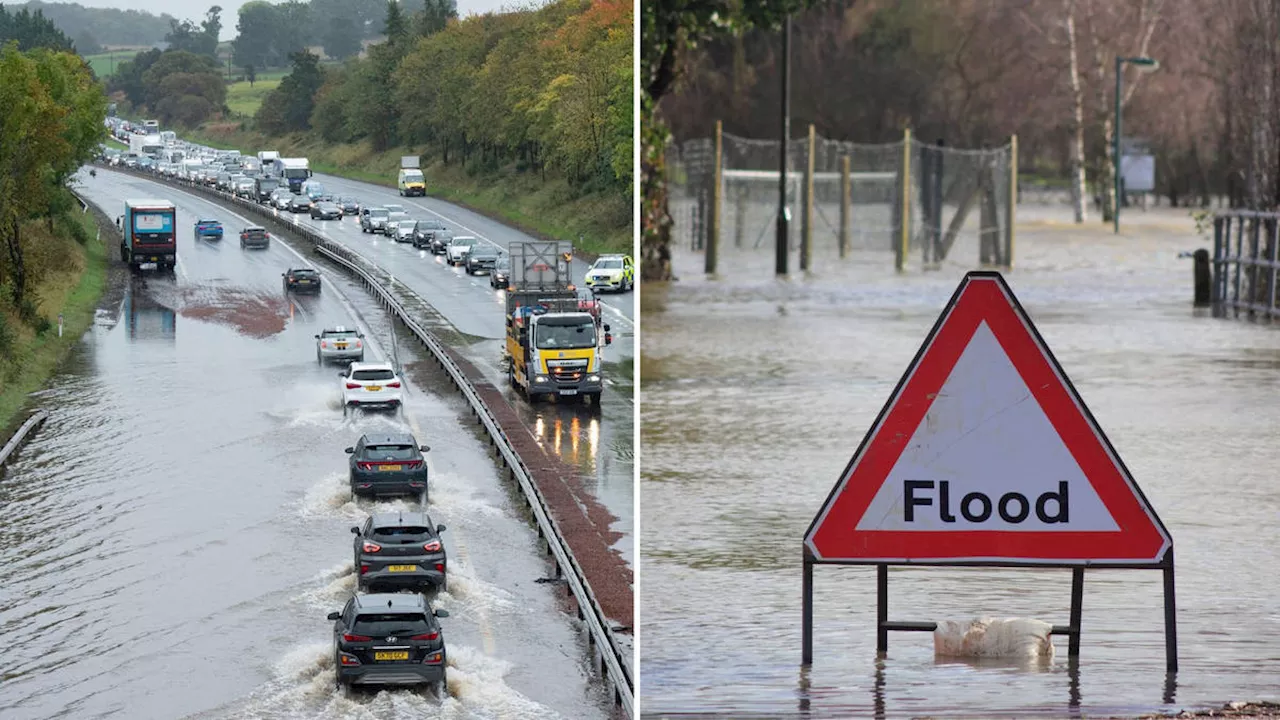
[340,361,403,415]
[447,236,475,266]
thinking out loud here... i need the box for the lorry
[398,156,425,197]
[257,150,281,176]
[119,199,177,272]
[280,157,311,192]
[143,120,159,134]
[503,241,611,405]
[129,133,165,158]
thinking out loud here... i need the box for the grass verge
[186,125,632,258]
[0,207,108,440]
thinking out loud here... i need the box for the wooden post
[1007,134,1018,269]
[706,120,722,274]
[898,128,912,273]
[839,155,851,259]
[801,124,815,271]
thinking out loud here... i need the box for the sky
[60,0,542,40]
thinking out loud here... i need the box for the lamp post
[775,14,792,275]
[1114,55,1158,234]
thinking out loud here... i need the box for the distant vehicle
[584,254,635,292]
[310,201,342,220]
[464,245,498,275]
[398,156,425,197]
[280,157,311,192]
[287,194,312,213]
[301,180,326,202]
[337,197,360,215]
[360,207,389,233]
[430,230,454,256]
[411,219,446,249]
[255,176,281,202]
[234,179,256,199]
[382,211,409,234]
[143,120,159,134]
[490,253,511,288]
[351,510,447,593]
[345,433,430,501]
[340,361,403,415]
[257,150,280,176]
[391,220,417,243]
[239,226,270,249]
[271,189,293,210]
[316,325,364,364]
[194,218,223,241]
[283,267,322,293]
[327,593,449,694]
[446,236,475,266]
[121,198,177,271]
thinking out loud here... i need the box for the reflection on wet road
[641,208,1280,717]
[0,169,612,720]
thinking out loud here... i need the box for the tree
[324,16,363,61]
[200,6,223,58]
[232,1,281,69]
[257,50,325,133]
[415,0,456,37]
[0,4,73,51]
[109,47,162,107]
[385,0,409,47]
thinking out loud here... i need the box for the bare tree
[1064,0,1088,222]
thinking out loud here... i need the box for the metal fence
[91,162,634,717]
[1212,210,1280,320]
[668,125,1017,275]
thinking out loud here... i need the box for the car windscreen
[471,249,497,259]
[363,445,416,460]
[322,330,357,338]
[291,269,318,276]
[402,171,423,180]
[596,259,623,269]
[534,321,597,350]
[352,612,430,636]
[352,369,395,381]
[370,210,388,217]
[372,525,432,538]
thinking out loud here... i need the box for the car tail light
[362,540,381,553]
[410,632,439,641]
[423,540,441,552]
[435,562,445,571]
[386,381,401,388]
[405,461,423,470]
[342,634,371,642]
[345,382,361,389]
[355,340,362,348]
[359,564,369,574]
[357,462,373,470]
[339,652,361,666]
[423,651,443,664]
[320,341,327,348]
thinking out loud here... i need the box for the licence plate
[387,565,416,572]
[379,465,403,472]
[559,390,579,396]
[374,651,409,661]
[335,343,347,349]
[150,256,159,261]
[366,385,381,391]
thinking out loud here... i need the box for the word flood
[903,480,1069,524]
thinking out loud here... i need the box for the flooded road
[0,169,612,720]
[182,180,634,568]
[640,205,1280,717]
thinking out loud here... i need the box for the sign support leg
[876,564,888,654]
[1163,549,1178,673]
[1068,567,1084,657]
[802,553,813,665]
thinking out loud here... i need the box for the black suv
[352,511,448,593]
[328,593,449,694]
[283,267,321,293]
[346,433,431,501]
[412,219,447,249]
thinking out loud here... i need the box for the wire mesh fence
[668,126,1016,276]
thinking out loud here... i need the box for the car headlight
[588,375,600,382]
[535,375,547,383]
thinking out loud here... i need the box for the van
[398,166,426,197]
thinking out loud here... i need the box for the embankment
[185,124,631,258]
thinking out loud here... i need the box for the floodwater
[0,169,612,720]
[640,203,1280,717]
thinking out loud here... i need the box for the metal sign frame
[800,271,1177,673]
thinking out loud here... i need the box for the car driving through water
[352,510,448,593]
[328,593,449,695]
[345,433,430,501]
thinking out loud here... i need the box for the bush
[0,312,14,361]
[60,212,92,246]
[18,298,48,334]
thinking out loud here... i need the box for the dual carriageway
[0,162,633,719]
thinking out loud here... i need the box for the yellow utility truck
[398,156,426,197]
[504,241,611,406]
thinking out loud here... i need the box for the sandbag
[933,617,1055,658]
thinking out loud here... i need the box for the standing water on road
[640,206,1280,717]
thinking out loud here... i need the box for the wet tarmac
[0,169,613,720]
[160,172,634,568]
[640,205,1280,717]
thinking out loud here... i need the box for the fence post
[839,155,851,259]
[932,138,945,265]
[801,124,815,271]
[1269,218,1279,317]
[706,120,722,275]
[1007,134,1017,270]
[897,128,912,273]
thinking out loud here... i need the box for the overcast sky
[63,0,544,40]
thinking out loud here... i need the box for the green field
[83,48,147,77]
[225,78,282,118]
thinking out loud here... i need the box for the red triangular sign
[804,272,1171,566]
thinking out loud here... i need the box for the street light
[1114,55,1159,234]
